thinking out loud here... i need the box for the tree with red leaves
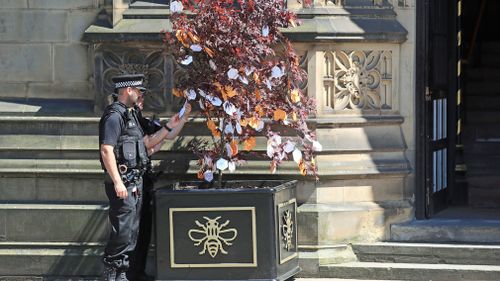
[164,0,320,186]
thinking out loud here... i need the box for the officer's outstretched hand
[115,181,128,199]
[183,103,192,120]
[167,113,182,128]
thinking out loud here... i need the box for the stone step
[466,175,500,189]
[390,218,500,243]
[0,176,107,203]
[129,0,169,9]
[0,159,102,174]
[298,245,358,276]
[0,204,108,243]
[0,125,406,154]
[0,99,94,117]
[465,111,500,124]
[462,124,500,143]
[0,152,410,180]
[319,262,500,280]
[465,67,500,81]
[0,242,103,276]
[468,188,500,208]
[465,95,500,111]
[465,82,500,96]
[352,242,500,265]
[0,117,100,135]
[316,152,410,179]
[462,141,500,155]
[0,115,405,135]
[298,201,412,245]
[123,8,171,19]
[462,156,500,175]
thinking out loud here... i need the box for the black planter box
[154,180,300,281]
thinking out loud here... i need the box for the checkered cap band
[114,80,143,89]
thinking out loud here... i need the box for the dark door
[422,0,458,217]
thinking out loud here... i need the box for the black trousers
[128,174,154,277]
[103,178,143,270]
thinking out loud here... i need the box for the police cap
[112,74,148,94]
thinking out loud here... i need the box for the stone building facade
[5,0,487,279]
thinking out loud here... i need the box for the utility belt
[118,164,146,186]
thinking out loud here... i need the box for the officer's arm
[145,105,191,147]
[147,139,165,156]
[143,127,170,150]
[164,118,187,140]
[101,144,127,198]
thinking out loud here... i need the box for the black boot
[102,265,117,281]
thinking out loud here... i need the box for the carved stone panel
[323,50,393,112]
[92,43,182,114]
[297,50,309,97]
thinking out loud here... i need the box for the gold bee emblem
[282,210,294,251]
[188,216,238,258]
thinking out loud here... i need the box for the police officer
[100,74,190,281]
[99,74,150,281]
[128,92,191,281]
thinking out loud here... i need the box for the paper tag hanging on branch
[170,1,184,13]
[180,55,193,65]
[179,100,188,119]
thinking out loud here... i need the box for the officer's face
[127,87,140,104]
[136,93,144,110]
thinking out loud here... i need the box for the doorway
[416,0,500,219]
[415,0,458,218]
[461,0,500,209]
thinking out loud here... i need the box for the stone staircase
[318,242,500,280]
[0,114,412,279]
[463,41,500,207]
[315,207,500,280]
[0,117,106,278]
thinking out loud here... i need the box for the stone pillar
[102,0,129,27]
[285,1,416,276]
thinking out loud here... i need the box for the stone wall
[391,0,416,203]
[0,0,103,111]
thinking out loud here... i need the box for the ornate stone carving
[93,43,179,113]
[297,50,309,96]
[324,50,392,111]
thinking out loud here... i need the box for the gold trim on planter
[282,210,294,251]
[277,199,298,264]
[169,207,257,268]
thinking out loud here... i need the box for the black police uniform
[99,99,149,276]
[128,108,162,280]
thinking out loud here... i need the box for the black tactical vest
[100,102,149,171]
